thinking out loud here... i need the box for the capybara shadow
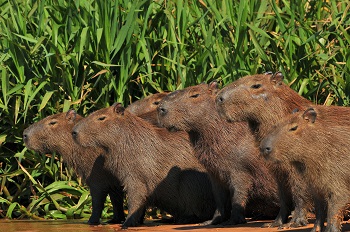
[260,107,350,232]
[23,111,125,225]
[157,81,280,226]
[72,103,216,228]
[216,72,313,228]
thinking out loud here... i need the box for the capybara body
[23,111,125,225]
[72,104,216,228]
[260,106,350,232]
[216,72,312,228]
[157,82,280,225]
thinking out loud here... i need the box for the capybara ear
[302,108,317,123]
[208,80,219,94]
[66,109,77,122]
[113,103,125,115]
[270,71,284,85]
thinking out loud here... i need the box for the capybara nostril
[263,146,272,155]
[72,130,78,139]
[216,95,224,104]
[158,107,168,116]
[23,133,28,142]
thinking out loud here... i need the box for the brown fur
[216,72,312,228]
[23,111,125,225]
[72,104,215,228]
[260,106,350,232]
[157,82,280,225]
[126,92,169,125]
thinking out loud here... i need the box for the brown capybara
[23,110,125,225]
[72,103,216,228]
[126,92,169,125]
[157,81,280,226]
[260,106,350,232]
[215,72,312,228]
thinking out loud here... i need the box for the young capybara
[22,110,125,225]
[157,81,280,226]
[215,72,312,228]
[260,106,350,232]
[126,92,169,125]
[72,103,216,228]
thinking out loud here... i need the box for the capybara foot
[199,216,224,226]
[220,217,247,226]
[106,218,124,224]
[288,217,308,228]
[87,219,101,225]
[261,220,283,228]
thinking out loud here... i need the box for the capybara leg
[262,179,291,228]
[88,188,108,225]
[200,179,229,225]
[324,198,344,232]
[200,209,225,226]
[222,187,247,225]
[310,197,326,232]
[106,186,125,224]
[121,192,147,229]
[283,196,309,228]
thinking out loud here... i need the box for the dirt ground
[2,219,350,232]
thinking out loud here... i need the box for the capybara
[23,110,125,225]
[216,72,312,228]
[157,81,280,225]
[126,92,169,125]
[72,103,216,228]
[260,106,350,232]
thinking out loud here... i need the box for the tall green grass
[0,0,349,220]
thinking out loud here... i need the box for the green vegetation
[0,0,349,220]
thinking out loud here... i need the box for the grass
[0,0,349,220]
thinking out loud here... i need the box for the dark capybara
[216,72,312,228]
[157,81,280,226]
[23,110,125,225]
[260,106,350,232]
[72,103,216,228]
[126,92,169,125]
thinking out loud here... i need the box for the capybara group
[260,106,350,232]
[72,103,216,228]
[157,82,280,225]
[216,72,312,228]
[23,110,125,225]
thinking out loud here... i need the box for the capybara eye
[98,116,106,121]
[190,94,200,98]
[289,125,298,131]
[153,101,160,105]
[49,121,57,125]
[251,84,262,89]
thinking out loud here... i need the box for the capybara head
[23,110,81,154]
[216,72,311,124]
[260,108,319,164]
[158,81,220,132]
[72,103,133,149]
[126,92,169,115]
